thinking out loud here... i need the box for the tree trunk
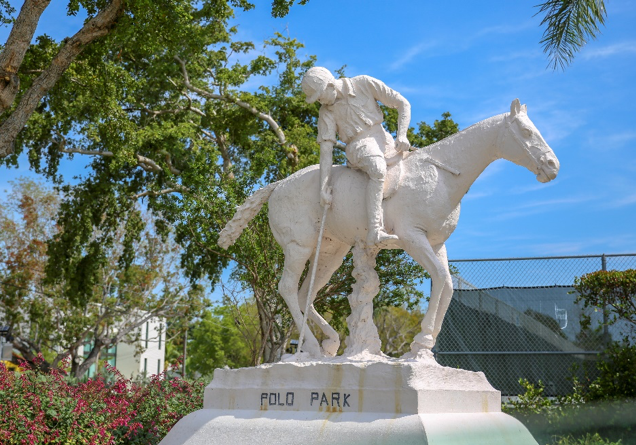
[70,348,80,377]
[0,0,124,158]
[215,131,235,180]
[11,335,52,372]
[74,338,104,379]
[0,0,50,112]
[258,304,290,363]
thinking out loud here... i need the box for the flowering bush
[118,370,205,444]
[0,356,204,444]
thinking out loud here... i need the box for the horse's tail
[218,181,281,249]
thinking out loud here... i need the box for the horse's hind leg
[298,237,351,356]
[279,242,322,357]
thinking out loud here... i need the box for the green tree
[187,305,253,377]
[0,0,308,158]
[0,178,206,378]
[374,306,424,357]
[2,0,461,366]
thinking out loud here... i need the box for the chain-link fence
[436,254,636,396]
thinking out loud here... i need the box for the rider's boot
[366,176,399,246]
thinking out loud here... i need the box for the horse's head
[500,99,560,183]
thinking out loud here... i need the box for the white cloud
[389,19,534,72]
[530,233,636,256]
[489,195,596,221]
[515,195,594,210]
[582,41,636,59]
[463,191,492,200]
[606,192,636,209]
[533,108,586,143]
[528,241,587,256]
[489,50,542,63]
[587,131,636,152]
[474,20,535,38]
[389,41,439,71]
[509,178,561,195]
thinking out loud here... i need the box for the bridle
[498,114,552,175]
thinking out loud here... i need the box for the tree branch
[58,141,181,175]
[132,184,188,199]
[200,128,234,179]
[0,0,51,112]
[174,55,299,165]
[0,0,124,157]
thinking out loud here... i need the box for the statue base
[159,356,537,445]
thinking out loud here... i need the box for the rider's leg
[363,156,399,245]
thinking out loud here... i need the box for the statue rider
[301,67,412,246]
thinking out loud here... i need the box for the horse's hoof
[412,333,435,350]
[300,339,322,359]
[402,349,439,365]
[321,338,340,357]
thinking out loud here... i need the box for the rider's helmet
[301,67,335,104]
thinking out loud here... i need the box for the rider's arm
[364,76,412,150]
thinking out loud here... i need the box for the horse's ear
[521,104,527,114]
[510,98,521,117]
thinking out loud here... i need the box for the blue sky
[235,0,636,259]
[2,0,636,261]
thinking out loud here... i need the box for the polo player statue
[218,66,560,360]
[301,67,411,246]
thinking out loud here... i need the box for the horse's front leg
[399,232,453,356]
[297,237,351,356]
[431,243,453,339]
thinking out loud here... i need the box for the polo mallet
[297,202,330,355]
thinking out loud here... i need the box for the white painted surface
[160,410,536,445]
[159,361,538,445]
[205,359,499,414]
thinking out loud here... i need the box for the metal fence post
[602,254,609,344]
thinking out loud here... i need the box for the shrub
[586,342,636,402]
[573,269,636,328]
[0,356,204,444]
[552,433,622,445]
[505,379,635,445]
[118,369,205,444]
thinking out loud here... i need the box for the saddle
[382,146,460,200]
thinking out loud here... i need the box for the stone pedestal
[159,358,537,445]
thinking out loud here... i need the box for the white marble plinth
[159,359,537,445]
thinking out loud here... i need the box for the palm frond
[536,0,607,70]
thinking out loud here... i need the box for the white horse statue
[219,99,560,360]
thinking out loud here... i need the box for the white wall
[116,317,166,379]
